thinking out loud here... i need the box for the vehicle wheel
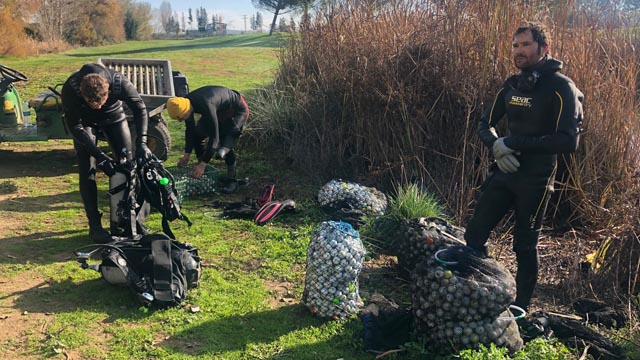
[147,117,171,160]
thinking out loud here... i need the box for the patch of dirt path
[0,271,51,359]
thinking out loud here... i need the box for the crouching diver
[167,86,250,194]
[62,63,153,243]
[464,22,583,311]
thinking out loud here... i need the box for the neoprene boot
[88,213,111,243]
[222,162,239,194]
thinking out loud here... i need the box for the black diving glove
[96,153,116,177]
[136,143,153,161]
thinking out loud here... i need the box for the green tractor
[0,64,32,134]
[0,63,73,142]
[0,59,187,161]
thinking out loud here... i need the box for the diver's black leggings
[464,174,552,310]
[74,121,134,225]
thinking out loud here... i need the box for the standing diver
[464,22,584,311]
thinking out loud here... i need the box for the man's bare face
[83,95,108,109]
[512,30,548,70]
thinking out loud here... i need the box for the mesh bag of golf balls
[302,221,366,319]
[166,165,218,204]
[417,309,523,353]
[395,217,465,273]
[317,180,387,222]
[411,245,522,353]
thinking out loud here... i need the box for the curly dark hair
[514,21,549,49]
[79,73,109,108]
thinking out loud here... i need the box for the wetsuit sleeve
[199,102,220,164]
[504,79,583,154]
[184,116,196,154]
[477,87,507,149]
[119,78,148,145]
[62,83,103,158]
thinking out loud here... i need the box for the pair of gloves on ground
[96,143,153,177]
[492,138,520,173]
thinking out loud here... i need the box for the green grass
[386,183,445,221]
[2,33,285,102]
[360,182,446,254]
[0,34,602,359]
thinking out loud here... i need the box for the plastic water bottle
[22,101,32,127]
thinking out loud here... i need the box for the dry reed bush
[275,1,638,220]
[556,16,640,301]
[275,0,553,220]
[269,0,640,300]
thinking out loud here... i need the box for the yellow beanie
[167,97,191,119]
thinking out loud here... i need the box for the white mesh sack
[302,221,366,319]
[317,179,387,216]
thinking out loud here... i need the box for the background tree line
[0,0,153,55]
[0,0,279,55]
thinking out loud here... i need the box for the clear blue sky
[145,0,262,31]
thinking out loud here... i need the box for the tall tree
[166,14,179,34]
[34,0,83,41]
[278,16,288,32]
[289,16,296,32]
[67,0,124,46]
[256,11,264,32]
[159,0,172,34]
[252,0,305,36]
[122,0,152,40]
[188,8,193,29]
[196,6,208,32]
[93,0,125,43]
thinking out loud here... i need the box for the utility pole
[242,14,248,33]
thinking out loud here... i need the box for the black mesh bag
[395,217,464,274]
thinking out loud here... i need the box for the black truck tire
[128,115,171,161]
[146,116,171,161]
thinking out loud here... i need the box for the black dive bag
[75,233,201,308]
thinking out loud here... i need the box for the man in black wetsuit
[166,86,250,194]
[62,63,153,243]
[464,22,584,311]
